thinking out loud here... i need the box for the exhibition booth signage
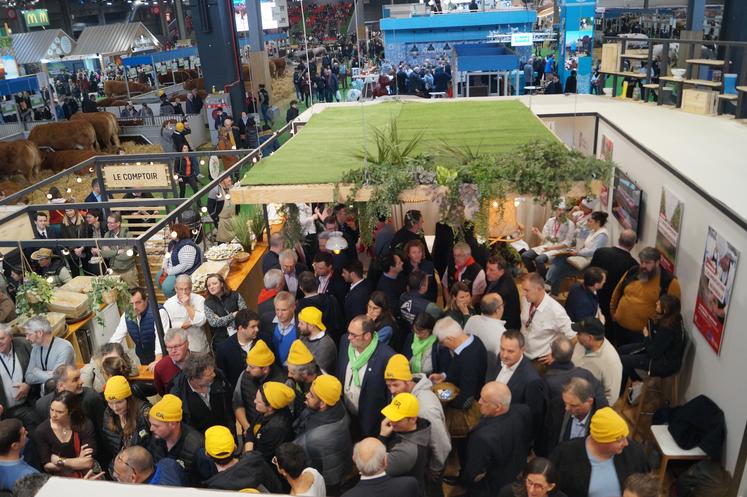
[103,163,171,189]
[558,0,596,93]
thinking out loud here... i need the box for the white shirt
[163,293,209,353]
[464,315,506,381]
[540,216,575,247]
[285,272,299,294]
[296,467,327,497]
[109,307,171,357]
[349,279,364,292]
[520,294,575,359]
[317,273,331,294]
[344,349,369,415]
[297,203,318,236]
[496,355,523,385]
[0,347,23,409]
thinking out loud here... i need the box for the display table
[131,364,155,382]
[220,242,267,311]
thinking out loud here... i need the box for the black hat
[572,318,605,338]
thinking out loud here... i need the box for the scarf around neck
[348,332,379,387]
[410,334,437,373]
[456,256,476,276]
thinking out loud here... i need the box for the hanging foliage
[15,272,54,318]
[280,203,304,249]
[340,135,614,244]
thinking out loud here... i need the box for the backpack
[619,265,674,297]
[675,460,731,497]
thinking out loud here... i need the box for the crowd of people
[288,2,353,42]
[0,193,688,497]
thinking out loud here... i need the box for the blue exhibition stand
[558,0,596,94]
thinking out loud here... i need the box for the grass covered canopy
[242,99,557,185]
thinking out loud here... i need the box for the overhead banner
[694,226,739,355]
[103,163,171,189]
[655,188,683,274]
[559,0,596,94]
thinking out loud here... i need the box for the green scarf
[348,332,379,387]
[410,334,437,373]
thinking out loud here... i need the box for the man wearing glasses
[153,329,191,396]
[112,445,185,486]
[335,315,395,438]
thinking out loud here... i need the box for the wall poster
[655,188,683,274]
[694,226,739,355]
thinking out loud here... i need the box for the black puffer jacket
[99,399,151,470]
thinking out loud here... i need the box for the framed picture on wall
[611,169,644,235]
[694,226,740,355]
[655,188,684,274]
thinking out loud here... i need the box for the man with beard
[232,339,286,450]
[292,374,352,495]
[297,307,337,373]
[610,247,680,345]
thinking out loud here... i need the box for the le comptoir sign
[103,163,171,189]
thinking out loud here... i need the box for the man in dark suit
[332,205,360,262]
[215,309,264,388]
[342,437,419,497]
[496,329,546,442]
[589,229,638,342]
[312,251,349,308]
[0,326,38,429]
[278,249,307,301]
[461,382,531,497]
[297,271,345,344]
[342,260,372,327]
[551,407,649,497]
[336,315,395,439]
[262,233,284,274]
[483,255,521,329]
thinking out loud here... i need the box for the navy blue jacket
[564,284,600,322]
[335,336,395,438]
[505,356,546,440]
[403,333,451,375]
[215,333,250,388]
[344,278,372,326]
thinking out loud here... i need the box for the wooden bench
[717,94,738,115]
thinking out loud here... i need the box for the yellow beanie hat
[287,340,315,366]
[310,374,342,406]
[247,339,275,367]
[204,425,237,458]
[150,394,183,422]
[590,407,630,443]
[104,375,132,401]
[385,354,413,382]
[298,306,326,331]
[262,381,296,410]
[175,122,185,132]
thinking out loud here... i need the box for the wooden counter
[224,242,267,312]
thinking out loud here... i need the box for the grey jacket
[101,228,136,271]
[0,338,32,410]
[293,401,352,487]
[411,373,451,472]
[382,418,431,497]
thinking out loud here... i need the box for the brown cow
[0,140,42,182]
[268,59,277,78]
[71,112,121,151]
[29,121,98,151]
[184,77,205,91]
[103,80,152,97]
[271,58,287,77]
[41,149,103,173]
[158,70,193,84]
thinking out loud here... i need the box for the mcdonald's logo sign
[23,9,50,28]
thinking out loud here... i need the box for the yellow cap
[381,392,419,422]
[298,306,326,331]
[104,375,132,401]
[150,394,183,422]
[287,340,314,366]
[310,374,342,406]
[204,425,237,458]
[239,490,259,494]
[247,339,275,367]
[590,407,630,443]
[175,122,185,132]
[262,381,295,410]
[385,354,413,382]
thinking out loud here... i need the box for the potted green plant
[227,211,256,252]
[15,272,53,317]
[90,275,133,325]
[250,210,266,246]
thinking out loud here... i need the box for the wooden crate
[682,88,717,115]
[601,43,622,74]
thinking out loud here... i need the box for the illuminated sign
[23,9,50,28]
[511,33,534,47]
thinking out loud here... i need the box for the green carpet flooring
[243,99,556,185]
